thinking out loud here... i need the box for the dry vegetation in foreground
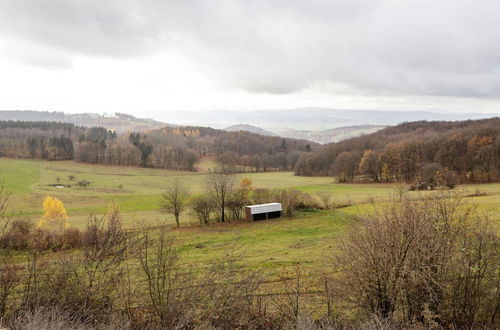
[0,183,497,329]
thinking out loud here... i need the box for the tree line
[295,118,500,187]
[160,168,311,228]
[0,120,314,171]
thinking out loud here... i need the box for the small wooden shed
[245,202,282,221]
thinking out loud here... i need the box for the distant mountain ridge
[3,109,499,144]
[224,124,277,136]
[224,123,386,144]
[164,107,500,131]
[0,110,169,132]
[280,125,387,144]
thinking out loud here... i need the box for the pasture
[0,158,394,224]
[0,157,498,275]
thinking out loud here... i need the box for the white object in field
[246,202,282,214]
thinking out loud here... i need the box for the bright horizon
[1,0,500,121]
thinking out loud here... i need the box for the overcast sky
[1,0,500,119]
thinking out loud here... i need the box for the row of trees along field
[160,169,312,227]
[0,120,313,171]
[295,118,500,186]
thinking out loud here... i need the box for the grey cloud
[1,0,500,97]
[0,0,160,57]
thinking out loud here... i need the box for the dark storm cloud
[1,0,499,97]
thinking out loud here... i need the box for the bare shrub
[275,189,304,217]
[436,167,458,189]
[30,228,58,252]
[317,190,334,210]
[28,227,82,252]
[4,307,130,330]
[78,205,130,318]
[227,194,245,221]
[443,215,499,327]
[333,191,499,327]
[272,264,309,323]
[193,247,266,329]
[0,183,14,248]
[191,194,215,224]
[138,225,194,327]
[135,234,270,328]
[24,204,131,324]
[159,179,190,228]
[8,218,32,249]
[251,188,275,204]
[61,228,83,249]
[6,307,90,330]
[0,257,20,318]
[76,179,90,187]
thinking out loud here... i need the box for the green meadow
[0,158,395,222]
[0,158,498,275]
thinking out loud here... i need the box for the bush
[191,194,215,224]
[274,189,305,217]
[61,228,83,249]
[251,188,275,205]
[29,227,83,252]
[0,258,20,318]
[24,207,129,324]
[333,191,499,327]
[76,180,90,187]
[316,190,334,209]
[437,167,458,189]
[30,228,58,252]
[5,307,93,330]
[8,218,33,249]
[227,194,245,221]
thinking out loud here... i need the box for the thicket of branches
[295,118,500,187]
[331,191,499,328]
[0,185,497,328]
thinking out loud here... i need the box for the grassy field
[0,158,395,223]
[0,158,498,275]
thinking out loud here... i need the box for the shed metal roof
[245,202,282,214]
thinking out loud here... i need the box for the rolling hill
[162,107,500,131]
[224,124,276,136]
[294,117,500,182]
[280,125,386,144]
[0,110,170,132]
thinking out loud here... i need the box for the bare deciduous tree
[160,179,190,228]
[207,167,235,222]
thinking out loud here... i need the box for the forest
[295,118,500,187]
[0,120,313,172]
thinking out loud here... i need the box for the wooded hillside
[0,121,314,171]
[294,118,500,186]
[0,110,168,132]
